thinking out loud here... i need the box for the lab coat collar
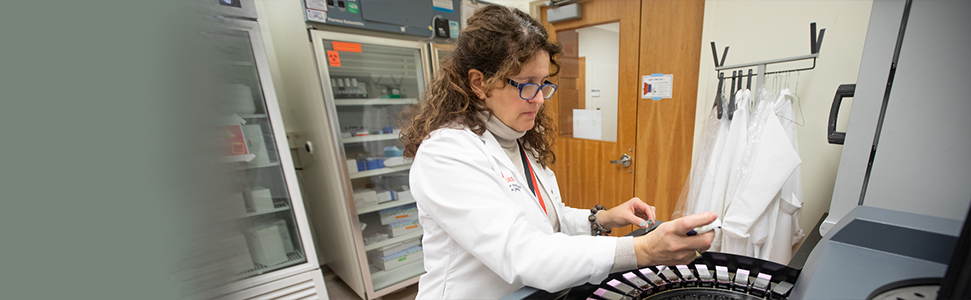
[480,129,521,178]
[479,129,559,223]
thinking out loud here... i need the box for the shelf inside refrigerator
[240,201,291,218]
[216,60,256,67]
[371,258,425,292]
[237,114,268,119]
[330,69,420,79]
[228,161,281,171]
[342,132,400,144]
[334,98,418,106]
[230,251,305,280]
[349,164,411,179]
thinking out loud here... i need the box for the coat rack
[711,22,826,119]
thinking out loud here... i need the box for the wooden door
[542,0,641,236]
[542,0,705,235]
[634,0,705,222]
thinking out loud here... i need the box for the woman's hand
[633,212,717,267]
[599,197,657,229]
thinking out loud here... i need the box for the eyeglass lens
[521,84,557,99]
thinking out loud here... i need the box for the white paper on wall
[306,0,328,11]
[306,9,326,23]
[573,109,603,140]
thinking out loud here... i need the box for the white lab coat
[720,90,801,261]
[410,126,617,299]
[759,89,804,263]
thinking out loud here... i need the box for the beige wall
[693,0,873,246]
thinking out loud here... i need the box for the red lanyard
[518,141,547,214]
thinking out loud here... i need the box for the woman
[401,6,716,299]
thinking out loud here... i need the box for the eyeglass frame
[506,79,558,100]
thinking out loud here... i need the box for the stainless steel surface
[715,53,818,71]
[609,154,631,167]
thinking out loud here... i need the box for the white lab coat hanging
[410,126,618,299]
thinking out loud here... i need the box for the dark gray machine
[303,0,463,38]
[499,205,967,300]
[790,206,963,299]
[502,0,971,298]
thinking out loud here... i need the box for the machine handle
[609,154,631,168]
[828,84,856,145]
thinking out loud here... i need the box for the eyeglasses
[507,79,558,100]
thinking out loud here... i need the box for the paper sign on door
[327,50,341,67]
[642,73,673,100]
[333,41,362,53]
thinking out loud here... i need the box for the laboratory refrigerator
[181,0,328,299]
[295,30,433,300]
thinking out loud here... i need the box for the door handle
[609,154,631,167]
[828,84,855,145]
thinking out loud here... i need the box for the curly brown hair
[399,5,562,167]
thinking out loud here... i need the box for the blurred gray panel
[863,0,971,221]
[824,0,906,235]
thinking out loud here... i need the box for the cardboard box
[373,246,422,271]
[270,219,294,253]
[380,204,418,225]
[227,192,248,215]
[376,190,396,203]
[246,224,288,266]
[245,187,274,212]
[242,124,271,165]
[224,232,254,274]
[396,190,413,201]
[354,190,378,207]
[389,219,421,237]
[371,237,421,257]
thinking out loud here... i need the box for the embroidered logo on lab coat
[501,172,521,192]
[501,171,515,183]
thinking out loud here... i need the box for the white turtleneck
[479,112,636,272]
[482,112,561,232]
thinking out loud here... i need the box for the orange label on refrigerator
[332,41,362,53]
[396,215,409,219]
[327,50,341,67]
[225,125,249,156]
[405,225,418,230]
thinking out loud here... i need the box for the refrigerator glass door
[212,21,307,283]
[320,36,427,293]
[428,42,455,79]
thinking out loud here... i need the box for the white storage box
[379,204,418,225]
[224,232,254,274]
[226,192,248,216]
[389,219,421,237]
[246,224,288,266]
[373,246,422,271]
[346,159,358,174]
[354,190,378,207]
[245,187,274,212]
[270,219,294,253]
[396,189,413,201]
[241,124,271,165]
[376,189,396,203]
[371,237,421,258]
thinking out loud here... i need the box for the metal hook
[746,69,753,90]
[710,42,729,67]
[715,72,725,119]
[729,71,737,120]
